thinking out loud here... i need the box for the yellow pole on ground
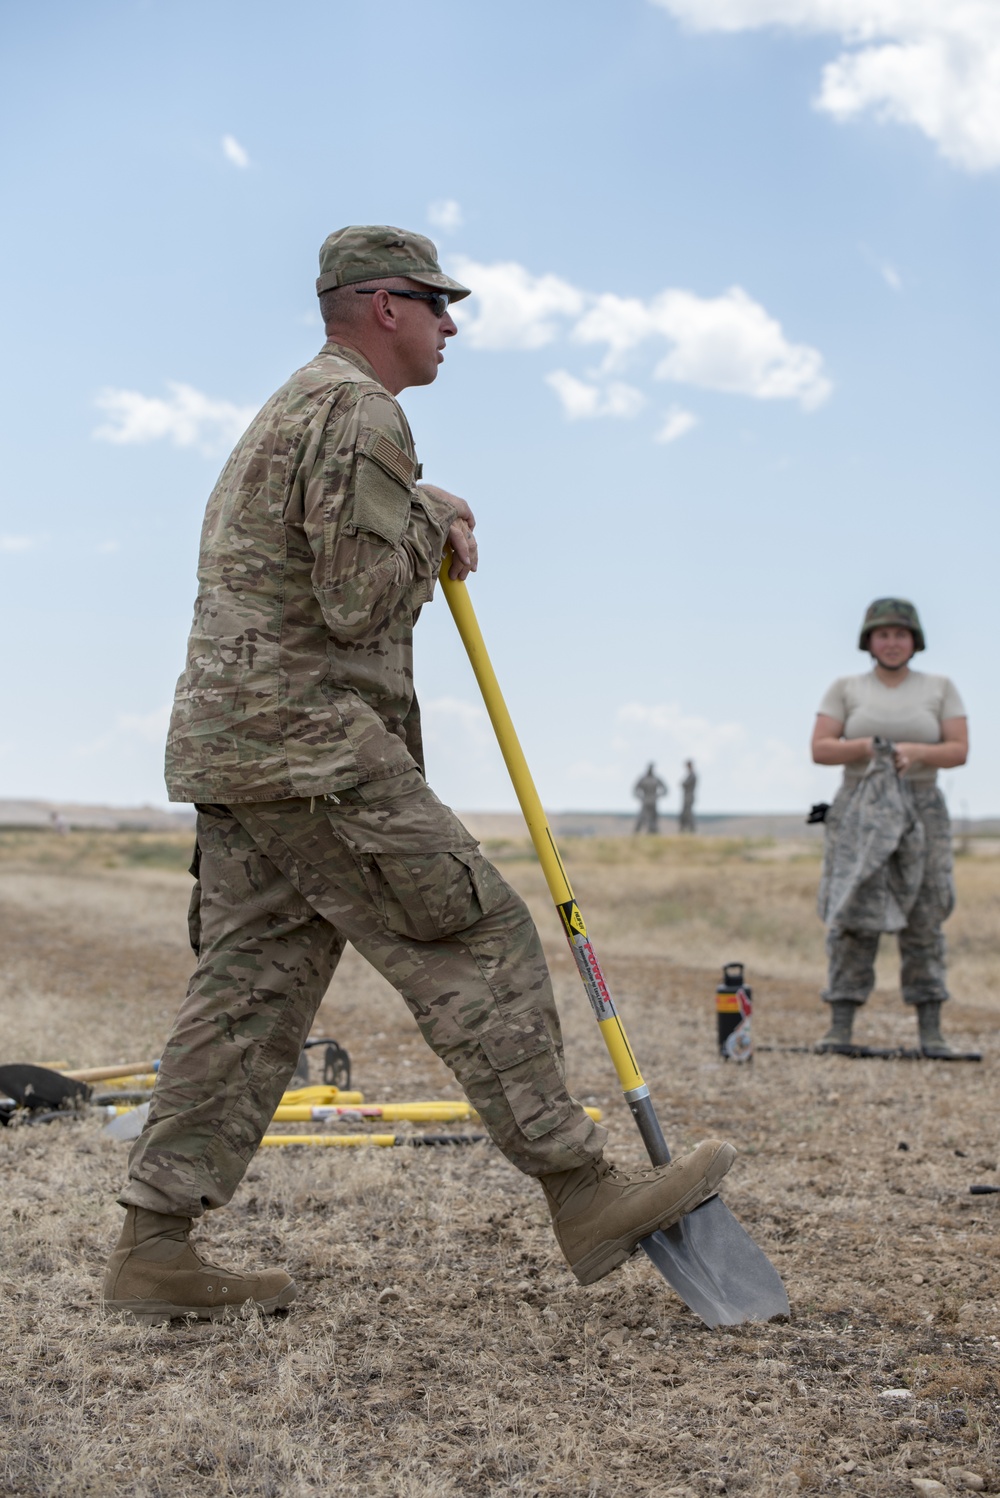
[89,1072,158,1088]
[62,1062,160,1082]
[279,1087,364,1106]
[260,1133,487,1148]
[272,1102,473,1123]
[269,1101,602,1124]
[263,1133,405,1147]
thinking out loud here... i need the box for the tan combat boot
[916,999,958,1059]
[540,1138,736,1286]
[814,1001,857,1053]
[103,1206,297,1324]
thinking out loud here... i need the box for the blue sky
[1,0,997,817]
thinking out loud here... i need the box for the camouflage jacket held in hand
[165,343,458,803]
[817,737,927,932]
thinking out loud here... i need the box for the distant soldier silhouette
[633,762,667,835]
[679,760,698,833]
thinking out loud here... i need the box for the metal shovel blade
[641,1195,789,1328]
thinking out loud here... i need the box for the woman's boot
[916,1000,957,1059]
[814,1001,858,1053]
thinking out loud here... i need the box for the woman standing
[811,599,968,1057]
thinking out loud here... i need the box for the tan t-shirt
[818,669,966,785]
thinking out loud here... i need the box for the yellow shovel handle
[440,567,645,1099]
[437,569,573,905]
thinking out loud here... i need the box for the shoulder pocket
[351,430,415,546]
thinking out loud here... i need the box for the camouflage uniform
[127,777,603,1216]
[164,341,448,802]
[122,265,605,1218]
[633,765,667,835]
[679,764,697,834]
[819,741,955,1009]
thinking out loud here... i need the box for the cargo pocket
[918,792,955,923]
[187,841,203,956]
[363,845,508,942]
[190,803,231,954]
[478,1010,571,1140]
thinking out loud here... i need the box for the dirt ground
[1,828,998,1498]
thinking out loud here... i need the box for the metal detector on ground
[440,567,789,1329]
[290,1038,352,1090]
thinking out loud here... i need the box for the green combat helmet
[858,597,926,653]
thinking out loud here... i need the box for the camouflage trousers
[122,769,606,1218]
[634,803,660,835]
[823,784,954,1008]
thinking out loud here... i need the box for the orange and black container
[716,962,752,1063]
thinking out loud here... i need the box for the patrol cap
[858,597,926,653]
[316,225,471,301]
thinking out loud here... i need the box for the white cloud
[449,257,586,349]
[546,370,646,420]
[428,199,464,233]
[655,406,699,443]
[422,696,495,748]
[576,286,831,409]
[566,293,658,368]
[93,382,258,453]
[650,0,1000,172]
[222,134,250,169]
[860,243,904,290]
[452,258,830,413]
[95,540,121,554]
[117,706,172,742]
[616,701,748,765]
[418,690,835,811]
[73,706,172,758]
[564,701,830,809]
[419,696,514,808]
[0,535,35,553]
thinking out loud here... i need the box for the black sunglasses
[354,288,452,318]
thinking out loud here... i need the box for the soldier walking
[632,762,667,835]
[679,760,698,834]
[103,226,734,1323]
[811,599,968,1057]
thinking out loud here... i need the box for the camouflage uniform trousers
[822,784,955,1008]
[634,803,660,835]
[122,769,606,1218]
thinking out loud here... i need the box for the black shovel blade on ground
[0,1064,91,1110]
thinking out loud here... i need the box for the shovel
[260,1133,488,1148]
[0,1064,92,1111]
[440,569,789,1328]
[0,1060,161,1112]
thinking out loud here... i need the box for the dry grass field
[1,827,998,1498]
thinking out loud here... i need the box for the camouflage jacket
[165,343,457,802]
[817,738,927,932]
[633,772,666,804]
